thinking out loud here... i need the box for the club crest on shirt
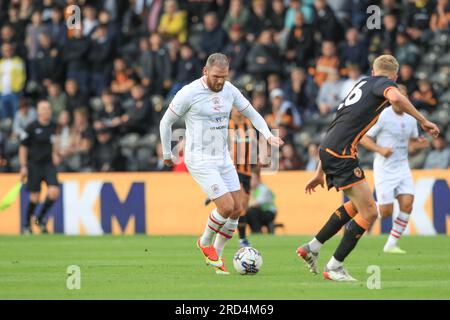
[354,167,363,178]
[212,96,221,112]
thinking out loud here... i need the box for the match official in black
[19,100,60,234]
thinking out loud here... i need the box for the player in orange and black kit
[296,55,440,281]
[205,109,259,247]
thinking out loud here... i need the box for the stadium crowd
[0,0,449,173]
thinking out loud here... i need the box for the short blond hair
[373,55,399,76]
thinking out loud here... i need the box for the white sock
[308,237,323,253]
[327,256,343,270]
[385,211,410,249]
[200,208,227,247]
[214,218,239,258]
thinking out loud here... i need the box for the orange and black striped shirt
[228,118,258,176]
[321,76,397,158]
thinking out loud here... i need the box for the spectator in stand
[312,0,342,42]
[169,43,201,96]
[411,79,438,113]
[267,74,282,93]
[316,69,342,115]
[305,142,320,171]
[265,88,301,130]
[246,0,271,42]
[246,30,282,80]
[223,24,250,80]
[269,0,287,33]
[58,108,94,172]
[398,64,418,96]
[251,90,268,115]
[64,79,88,116]
[47,6,66,49]
[339,27,368,72]
[199,12,227,61]
[62,28,90,93]
[12,99,37,139]
[82,5,99,37]
[394,31,420,66]
[138,33,172,96]
[110,57,137,98]
[35,33,61,89]
[54,110,71,170]
[222,0,251,33]
[88,24,114,96]
[25,10,50,82]
[283,67,317,116]
[146,0,165,34]
[0,24,27,59]
[98,9,120,42]
[285,11,314,67]
[0,43,26,120]
[285,0,314,30]
[279,143,303,170]
[430,0,450,32]
[92,128,125,172]
[312,40,340,87]
[94,89,123,134]
[167,38,181,80]
[339,64,364,100]
[6,6,27,42]
[423,134,450,169]
[380,13,399,53]
[404,0,435,43]
[121,84,152,135]
[157,0,188,43]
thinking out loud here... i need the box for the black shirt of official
[20,120,57,165]
[321,76,398,158]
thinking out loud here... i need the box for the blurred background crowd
[0,0,449,173]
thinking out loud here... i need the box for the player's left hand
[267,136,284,147]
[420,120,440,138]
[305,175,325,195]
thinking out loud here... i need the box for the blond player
[159,53,283,275]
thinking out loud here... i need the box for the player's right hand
[379,147,393,158]
[20,166,28,183]
[305,175,325,195]
[420,120,440,138]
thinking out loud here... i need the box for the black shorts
[238,172,251,194]
[27,163,59,192]
[319,148,365,191]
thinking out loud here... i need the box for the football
[233,247,263,275]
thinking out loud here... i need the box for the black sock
[26,201,38,226]
[315,204,354,244]
[238,215,247,240]
[333,219,367,262]
[37,198,55,221]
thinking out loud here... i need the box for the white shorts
[374,172,414,205]
[185,158,241,200]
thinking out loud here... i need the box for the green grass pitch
[1,235,449,299]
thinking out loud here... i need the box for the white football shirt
[168,77,251,162]
[366,106,419,174]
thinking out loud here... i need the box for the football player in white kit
[360,85,430,254]
[159,53,283,274]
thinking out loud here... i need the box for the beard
[205,77,224,92]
